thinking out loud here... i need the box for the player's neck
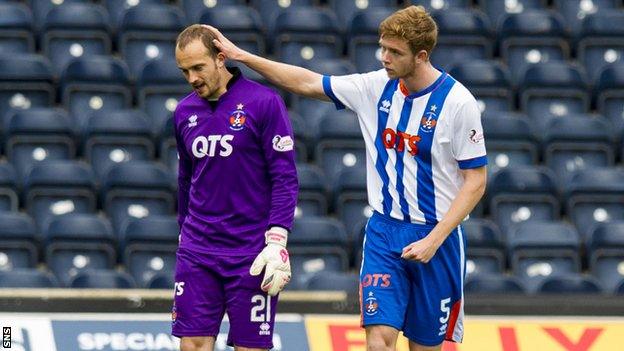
[209,68,234,100]
[401,63,441,95]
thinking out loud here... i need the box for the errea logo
[188,114,198,127]
[379,99,391,113]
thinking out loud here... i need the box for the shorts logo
[364,292,378,316]
[229,103,247,131]
[259,322,271,336]
[272,135,294,152]
[361,273,391,287]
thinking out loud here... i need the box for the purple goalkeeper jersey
[174,67,298,256]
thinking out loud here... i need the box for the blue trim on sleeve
[458,156,488,169]
[322,75,346,110]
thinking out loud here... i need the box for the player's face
[379,36,416,79]
[176,39,225,99]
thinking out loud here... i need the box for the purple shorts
[171,247,278,349]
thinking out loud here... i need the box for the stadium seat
[83,109,155,181]
[0,268,59,288]
[304,58,357,77]
[449,60,513,113]
[542,115,615,182]
[183,0,247,24]
[0,3,35,54]
[200,6,265,55]
[348,8,394,72]
[408,0,471,11]
[0,162,18,211]
[41,3,111,75]
[4,108,75,178]
[291,97,337,138]
[102,161,176,232]
[430,8,493,70]
[43,213,116,286]
[462,218,505,277]
[31,0,90,30]
[250,0,316,34]
[0,54,55,115]
[273,7,342,65]
[488,166,560,234]
[564,168,624,238]
[518,61,589,120]
[588,222,624,292]
[305,271,359,294]
[118,4,185,79]
[334,163,372,242]
[315,110,366,185]
[60,55,132,119]
[499,10,569,82]
[329,0,396,26]
[464,273,527,294]
[509,221,582,292]
[289,216,351,272]
[23,160,97,229]
[594,63,624,136]
[578,10,624,81]
[295,163,328,218]
[536,274,603,294]
[121,216,178,288]
[554,0,619,40]
[289,253,346,290]
[481,113,539,175]
[69,269,136,289]
[158,117,177,174]
[0,212,38,270]
[289,111,308,162]
[479,0,547,28]
[105,0,166,32]
[146,272,174,289]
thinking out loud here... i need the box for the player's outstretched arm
[204,25,329,101]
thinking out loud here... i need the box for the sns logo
[382,128,421,156]
[192,135,234,158]
[379,99,391,113]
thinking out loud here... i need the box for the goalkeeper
[171,24,298,351]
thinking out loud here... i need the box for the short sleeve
[322,69,387,114]
[451,99,488,169]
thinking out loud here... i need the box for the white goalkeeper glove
[250,227,291,296]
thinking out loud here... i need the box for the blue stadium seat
[479,0,547,28]
[330,0,396,26]
[304,58,357,77]
[578,10,624,81]
[334,163,371,242]
[594,63,624,136]
[0,162,18,211]
[462,218,505,277]
[315,110,366,186]
[0,54,54,114]
[146,272,174,289]
[289,253,347,290]
[499,10,569,81]
[519,61,589,119]
[83,109,155,181]
[102,161,176,232]
[43,213,115,286]
[0,268,59,288]
[289,111,308,162]
[5,108,75,178]
[24,160,97,229]
[348,8,394,72]
[305,271,359,294]
[0,212,38,270]
[588,222,624,292]
[542,115,615,182]
[0,3,34,54]
[292,96,336,137]
[158,117,177,174]
[289,216,350,272]
[250,0,316,34]
[449,60,513,113]
[536,274,603,294]
[509,221,582,292]
[273,7,342,65]
[554,0,619,40]
[42,3,111,75]
[121,216,178,288]
[488,166,560,234]
[105,0,166,32]
[61,55,132,119]
[564,168,624,238]
[431,8,493,70]
[295,163,328,218]
[464,273,526,294]
[481,113,539,175]
[409,0,471,11]
[183,0,247,24]
[31,0,90,30]
[69,269,136,289]
[200,6,265,55]
[118,4,185,78]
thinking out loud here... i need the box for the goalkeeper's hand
[250,227,291,296]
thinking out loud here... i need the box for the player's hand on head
[250,227,291,296]
[202,24,247,61]
[401,236,440,263]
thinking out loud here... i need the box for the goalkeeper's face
[176,39,226,100]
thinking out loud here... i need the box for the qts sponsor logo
[191,135,233,158]
[382,129,421,156]
[361,273,391,288]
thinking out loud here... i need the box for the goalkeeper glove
[250,227,291,296]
